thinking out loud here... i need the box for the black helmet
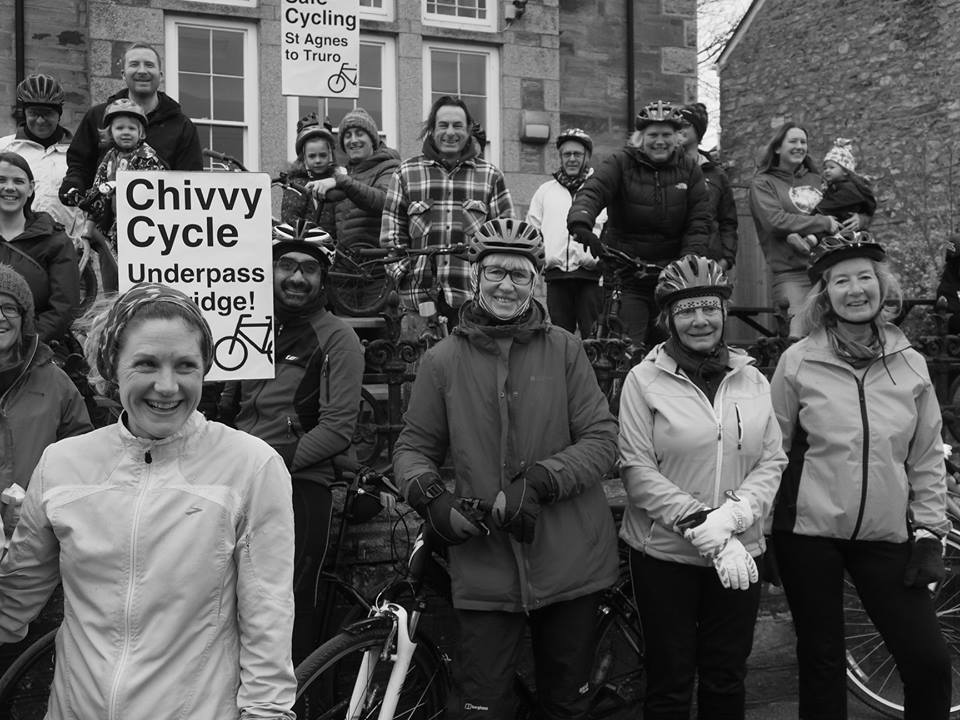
[808,230,886,283]
[635,100,684,131]
[295,112,337,157]
[17,74,64,107]
[467,219,545,272]
[655,255,733,309]
[556,128,593,154]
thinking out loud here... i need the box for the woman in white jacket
[618,255,786,720]
[0,283,297,720]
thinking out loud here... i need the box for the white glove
[684,496,754,556]
[713,537,759,591]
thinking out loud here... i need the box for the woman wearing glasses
[394,218,619,719]
[618,255,786,720]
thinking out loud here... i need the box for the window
[287,37,397,160]
[423,43,500,162]
[359,0,395,22]
[164,17,260,170]
[423,0,496,31]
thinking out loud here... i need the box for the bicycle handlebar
[203,147,247,171]
[331,454,402,499]
[597,243,665,280]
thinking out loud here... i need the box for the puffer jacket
[330,144,401,248]
[0,129,85,241]
[748,165,834,274]
[0,412,296,720]
[698,150,739,269]
[526,172,604,278]
[618,344,786,564]
[393,303,619,612]
[0,334,92,493]
[567,143,711,286]
[0,211,80,343]
[770,325,950,541]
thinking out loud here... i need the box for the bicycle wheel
[213,335,248,372]
[0,629,57,720]
[844,529,960,718]
[327,243,391,317]
[353,387,386,466]
[295,623,449,720]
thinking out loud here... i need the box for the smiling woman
[0,282,298,720]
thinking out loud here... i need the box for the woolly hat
[295,112,336,157]
[338,107,379,152]
[0,264,36,336]
[679,103,708,141]
[824,137,856,173]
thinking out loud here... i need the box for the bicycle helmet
[808,230,886,283]
[655,254,733,309]
[467,219,546,272]
[17,74,64,107]
[635,100,684,131]
[556,128,593,155]
[102,98,148,129]
[295,112,337,157]
[272,221,336,266]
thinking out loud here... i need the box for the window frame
[163,15,260,170]
[178,0,257,7]
[422,0,497,32]
[359,0,395,22]
[422,42,501,164]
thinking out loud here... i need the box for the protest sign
[281,0,360,98]
[116,170,275,382]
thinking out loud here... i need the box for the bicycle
[293,463,644,720]
[212,312,275,371]
[327,63,359,94]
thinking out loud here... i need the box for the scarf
[20,123,66,149]
[553,166,590,195]
[825,320,885,369]
[664,335,730,403]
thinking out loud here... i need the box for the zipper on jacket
[735,403,743,450]
[850,377,870,540]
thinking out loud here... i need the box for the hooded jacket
[60,90,203,198]
[328,143,401,249]
[749,165,835,274]
[0,334,92,493]
[618,344,786,564]
[0,412,296,720]
[393,303,619,612]
[0,211,80,343]
[770,325,950,541]
[566,143,711,280]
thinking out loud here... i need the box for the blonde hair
[793,259,902,335]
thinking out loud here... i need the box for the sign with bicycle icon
[115,170,276,382]
[281,0,361,99]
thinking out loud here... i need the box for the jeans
[630,550,762,720]
[773,531,952,720]
[610,285,665,350]
[769,270,812,336]
[546,277,602,336]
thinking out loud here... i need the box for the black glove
[492,465,556,544]
[60,184,81,207]
[570,226,602,258]
[903,536,946,588]
[406,473,483,545]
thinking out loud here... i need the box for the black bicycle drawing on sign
[213,314,274,372]
[327,62,358,94]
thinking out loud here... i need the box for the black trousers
[546,277,601,336]
[629,549,762,720]
[773,531,952,720]
[291,478,333,665]
[452,592,602,720]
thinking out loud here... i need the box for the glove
[570,226,602,258]
[60,185,81,207]
[406,473,483,545]
[712,537,759,591]
[684,495,754,556]
[492,465,556,544]
[903,533,946,588]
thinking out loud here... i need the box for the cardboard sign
[281,0,361,98]
[116,170,275,382]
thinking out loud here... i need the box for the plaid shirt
[380,144,513,310]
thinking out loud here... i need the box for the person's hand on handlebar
[306,178,337,198]
[570,226,602,258]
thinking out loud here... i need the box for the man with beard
[527,128,605,336]
[218,222,364,664]
[567,100,711,350]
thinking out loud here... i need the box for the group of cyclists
[0,35,953,720]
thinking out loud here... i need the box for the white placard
[281,0,360,98]
[115,170,275,382]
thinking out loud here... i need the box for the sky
[698,0,753,148]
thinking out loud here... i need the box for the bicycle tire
[213,335,248,372]
[295,622,449,720]
[0,628,57,720]
[327,243,392,317]
[353,387,386,466]
[78,259,99,312]
[844,528,960,718]
[943,375,960,447]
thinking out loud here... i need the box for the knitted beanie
[824,137,856,173]
[0,264,36,336]
[338,107,379,151]
[679,103,708,141]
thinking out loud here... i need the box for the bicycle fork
[347,603,419,720]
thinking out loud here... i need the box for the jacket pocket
[407,200,431,243]
[461,199,489,239]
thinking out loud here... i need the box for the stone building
[717,0,960,306]
[1,0,699,213]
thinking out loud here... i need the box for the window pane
[179,27,209,74]
[360,0,383,6]
[359,44,381,87]
[298,97,318,119]
[459,53,485,95]
[212,29,244,76]
[212,76,244,121]
[431,51,458,94]
[179,73,210,118]
[358,89,382,128]
[208,125,245,165]
[426,0,485,18]
[328,98,356,128]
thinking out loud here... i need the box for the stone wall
[719,0,960,305]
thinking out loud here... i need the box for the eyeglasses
[673,306,722,320]
[276,257,323,276]
[560,151,585,159]
[481,265,535,286]
[0,303,22,319]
